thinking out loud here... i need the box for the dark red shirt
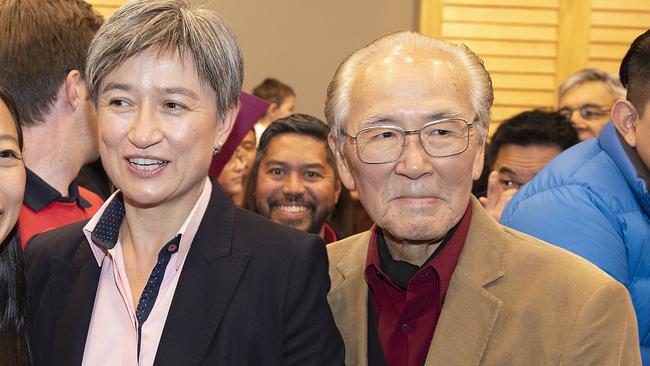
[364,202,472,366]
[323,222,337,244]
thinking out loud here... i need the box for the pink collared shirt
[81,178,212,366]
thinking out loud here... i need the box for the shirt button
[400,323,410,333]
[167,244,178,252]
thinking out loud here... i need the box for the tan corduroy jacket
[327,197,641,366]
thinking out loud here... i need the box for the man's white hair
[558,68,626,104]
[324,31,494,151]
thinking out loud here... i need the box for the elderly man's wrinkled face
[335,51,484,243]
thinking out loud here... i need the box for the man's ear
[328,133,355,191]
[266,102,279,118]
[63,70,85,110]
[333,176,342,204]
[612,100,638,147]
[472,140,486,181]
[214,103,240,148]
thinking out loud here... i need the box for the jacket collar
[153,178,250,365]
[424,196,504,365]
[599,122,650,216]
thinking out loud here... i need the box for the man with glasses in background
[557,68,626,140]
[324,31,640,365]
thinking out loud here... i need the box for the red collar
[322,222,337,244]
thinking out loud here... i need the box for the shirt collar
[24,168,92,212]
[84,178,213,270]
[365,201,472,298]
[323,222,338,244]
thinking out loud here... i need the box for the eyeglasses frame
[341,117,475,164]
[557,104,611,121]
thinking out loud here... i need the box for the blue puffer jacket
[501,122,649,364]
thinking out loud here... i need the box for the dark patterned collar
[90,193,125,249]
[24,168,92,212]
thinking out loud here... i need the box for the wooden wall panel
[592,10,650,28]
[592,0,649,11]
[490,73,555,91]
[420,0,650,136]
[421,0,560,135]
[448,39,557,58]
[481,57,555,74]
[588,3,650,75]
[444,0,557,8]
[443,5,557,25]
[443,23,556,41]
[87,0,124,18]
[591,27,648,44]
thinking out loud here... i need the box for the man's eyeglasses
[557,105,610,121]
[342,118,474,164]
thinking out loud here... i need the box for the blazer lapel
[154,182,250,366]
[424,197,506,366]
[328,231,373,366]
[49,239,101,366]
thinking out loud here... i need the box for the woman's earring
[213,145,221,156]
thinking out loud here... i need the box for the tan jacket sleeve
[559,280,641,366]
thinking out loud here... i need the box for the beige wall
[194,0,418,120]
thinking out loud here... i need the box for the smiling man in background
[244,114,341,243]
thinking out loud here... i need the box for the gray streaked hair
[86,0,243,121]
[558,68,626,104]
[324,31,493,149]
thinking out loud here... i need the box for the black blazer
[25,182,345,366]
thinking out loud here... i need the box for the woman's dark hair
[0,86,30,365]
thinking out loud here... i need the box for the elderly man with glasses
[324,31,641,366]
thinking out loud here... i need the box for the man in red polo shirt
[0,0,105,247]
[324,31,641,365]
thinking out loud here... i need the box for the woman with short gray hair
[25,1,345,365]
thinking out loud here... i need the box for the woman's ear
[214,103,240,148]
[612,100,639,147]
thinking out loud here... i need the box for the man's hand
[478,170,518,221]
